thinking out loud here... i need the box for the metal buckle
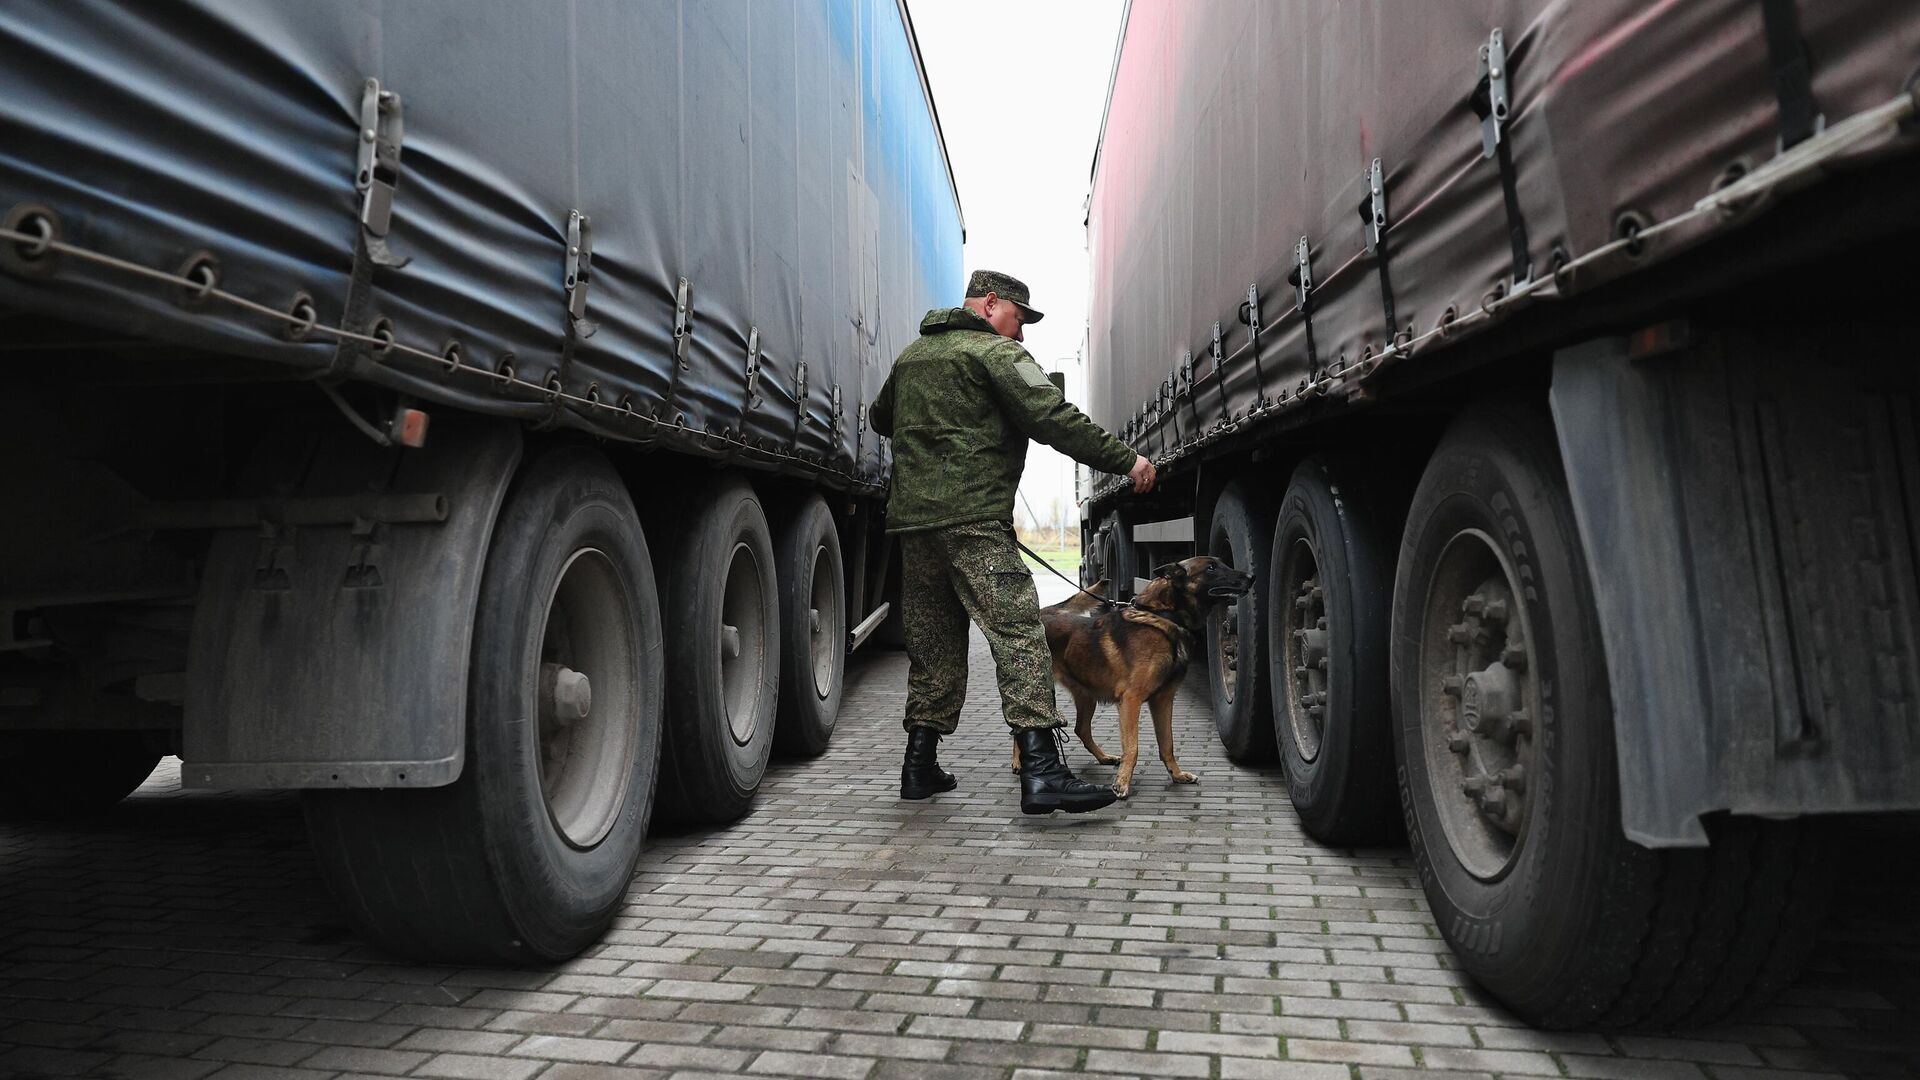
[1363,159,1388,254]
[743,326,762,411]
[357,79,403,237]
[672,277,693,370]
[1476,28,1509,160]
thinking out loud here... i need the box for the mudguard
[1551,334,1920,846]
[183,419,521,789]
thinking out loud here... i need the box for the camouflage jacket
[871,306,1137,534]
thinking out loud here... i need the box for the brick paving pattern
[4,586,1918,1079]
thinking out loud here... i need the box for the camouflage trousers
[899,520,1061,734]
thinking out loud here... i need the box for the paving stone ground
[3,580,1918,1080]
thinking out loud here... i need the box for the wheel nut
[1447,728,1471,753]
[1501,642,1527,669]
[1463,594,1486,616]
[1499,764,1527,793]
[1442,675,1463,697]
[1483,598,1509,624]
[721,624,742,659]
[1447,622,1472,644]
[1462,775,1488,796]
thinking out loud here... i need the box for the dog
[1016,556,1254,798]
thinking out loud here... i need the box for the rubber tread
[654,475,779,824]
[1398,402,1830,1030]
[304,447,661,964]
[772,493,844,758]
[1269,455,1402,845]
[1207,478,1277,765]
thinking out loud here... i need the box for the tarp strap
[542,211,597,430]
[328,76,406,380]
[1494,138,1533,285]
[1210,322,1230,429]
[1163,372,1181,449]
[1286,239,1320,377]
[355,79,410,271]
[1237,284,1271,410]
[739,325,763,436]
[830,384,844,463]
[1360,158,1399,341]
[1472,29,1533,285]
[790,360,809,454]
[1759,0,1821,149]
[661,277,692,424]
[537,319,581,430]
[1180,349,1197,451]
[327,229,381,380]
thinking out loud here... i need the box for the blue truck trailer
[0,0,963,962]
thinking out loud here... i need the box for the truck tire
[1206,479,1277,764]
[1392,403,1829,1028]
[0,732,161,818]
[655,476,779,823]
[305,447,663,964]
[1268,456,1400,844]
[773,493,843,757]
[1093,514,1138,593]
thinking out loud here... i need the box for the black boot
[1016,728,1118,815]
[900,728,956,800]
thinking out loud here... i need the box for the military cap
[965,269,1045,323]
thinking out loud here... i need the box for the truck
[1081,0,1920,1028]
[0,0,962,964]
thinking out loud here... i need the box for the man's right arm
[977,343,1138,477]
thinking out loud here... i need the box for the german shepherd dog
[1019,556,1254,798]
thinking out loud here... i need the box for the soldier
[871,270,1156,814]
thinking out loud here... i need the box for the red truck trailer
[1082,0,1920,1027]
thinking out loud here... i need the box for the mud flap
[182,419,521,789]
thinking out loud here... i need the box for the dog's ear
[1152,561,1187,580]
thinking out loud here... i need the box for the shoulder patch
[1013,360,1054,389]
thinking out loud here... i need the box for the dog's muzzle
[1207,573,1255,599]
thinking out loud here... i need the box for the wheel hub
[720,541,768,746]
[541,663,592,724]
[536,548,637,851]
[1280,537,1329,762]
[1422,532,1540,880]
[807,542,839,700]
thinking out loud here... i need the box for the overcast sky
[908,0,1127,541]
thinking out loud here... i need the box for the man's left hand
[1128,454,1157,494]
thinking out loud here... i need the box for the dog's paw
[1111,782,1132,800]
[1170,770,1199,785]
[1097,754,1120,766]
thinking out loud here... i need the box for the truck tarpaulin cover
[1086,0,1919,460]
[0,0,964,490]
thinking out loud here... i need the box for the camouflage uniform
[900,520,1059,733]
[871,271,1138,734]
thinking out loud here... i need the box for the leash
[1012,536,1121,609]
[1012,535,1198,647]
